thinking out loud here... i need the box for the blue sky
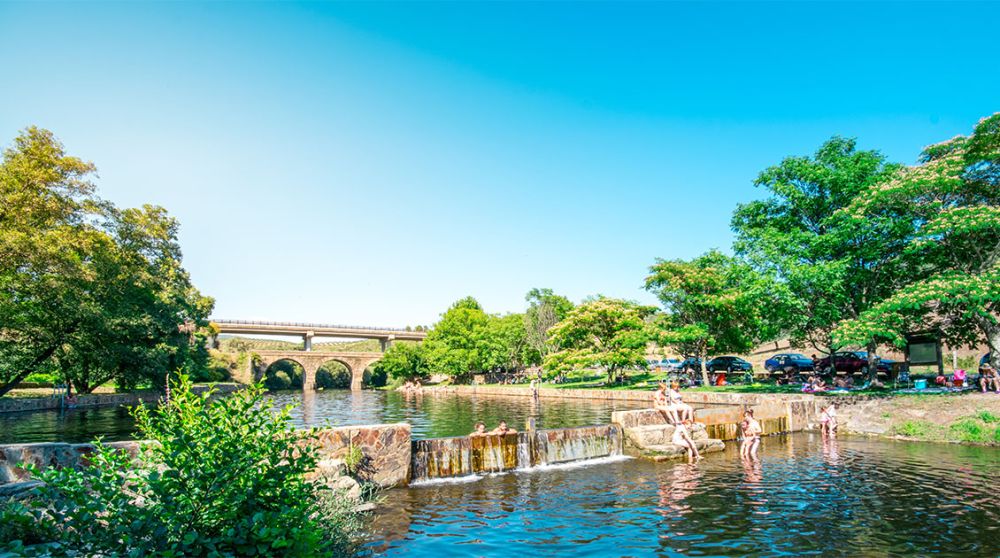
[2,1,998,328]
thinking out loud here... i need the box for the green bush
[976,410,1000,424]
[316,368,351,390]
[950,418,989,443]
[22,373,56,384]
[0,376,362,556]
[893,420,935,438]
[265,370,293,391]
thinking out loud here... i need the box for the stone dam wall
[0,384,244,414]
[410,424,622,481]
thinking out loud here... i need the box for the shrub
[22,373,56,384]
[976,410,1000,424]
[893,420,935,438]
[950,418,989,444]
[0,376,362,556]
[265,370,293,391]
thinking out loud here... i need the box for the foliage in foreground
[0,377,363,557]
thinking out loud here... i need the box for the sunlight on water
[367,433,1000,557]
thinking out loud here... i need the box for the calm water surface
[0,390,647,443]
[366,433,1000,557]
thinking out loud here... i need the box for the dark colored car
[764,353,815,373]
[705,356,753,373]
[814,351,894,374]
[679,356,702,373]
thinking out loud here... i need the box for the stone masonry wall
[0,384,244,414]
[310,423,412,487]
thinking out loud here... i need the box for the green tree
[423,297,492,381]
[482,312,528,373]
[373,341,430,381]
[0,128,212,396]
[544,296,654,384]
[730,136,907,380]
[523,288,574,366]
[835,113,1000,357]
[644,251,781,385]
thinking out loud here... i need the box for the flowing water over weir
[410,424,622,482]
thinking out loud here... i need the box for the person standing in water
[491,420,517,434]
[470,421,487,436]
[740,409,762,459]
[530,378,539,400]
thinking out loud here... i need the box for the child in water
[820,404,837,435]
[740,409,762,459]
[491,420,518,435]
[470,421,487,436]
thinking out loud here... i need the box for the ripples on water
[367,433,1000,557]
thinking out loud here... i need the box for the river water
[366,432,1000,557]
[0,390,648,443]
[5,391,1000,556]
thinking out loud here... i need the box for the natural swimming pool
[365,432,1000,556]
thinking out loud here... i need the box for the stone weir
[410,424,623,482]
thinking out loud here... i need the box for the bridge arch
[251,350,383,391]
[316,359,352,389]
[261,358,306,390]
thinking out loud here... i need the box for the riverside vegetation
[375,113,1000,389]
[0,376,367,557]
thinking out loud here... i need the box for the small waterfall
[411,425,622,482]
[532,425,622,466]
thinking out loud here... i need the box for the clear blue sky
[2,1,998,328]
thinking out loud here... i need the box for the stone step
[642,438,726,461]
[624,423,709,448]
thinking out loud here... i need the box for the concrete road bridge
[212,319,427,351]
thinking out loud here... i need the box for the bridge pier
[303,331,314,352]
[379,337,394,352]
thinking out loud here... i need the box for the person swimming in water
[470,421,487,436]
[491,420,517,435]
[740,409,762,459]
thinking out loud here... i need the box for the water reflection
[0,390,648,443]
[369,434,1000,557]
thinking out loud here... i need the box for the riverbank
[837,391,1000,445]
[0,383,244,414]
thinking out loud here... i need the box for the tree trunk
[865,341,879,385]
[986,325,1000,367]
[699,349,710,387]
[0,345,61,398]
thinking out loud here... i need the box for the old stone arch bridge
[252,351,383,391]
[213,319,428,391]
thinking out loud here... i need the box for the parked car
[814,351,894,375]
[661,358,684,372]
[764,353,814,373]
[705,356,753,373]
[678,356,702,373]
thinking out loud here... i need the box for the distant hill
[218,336,381,353]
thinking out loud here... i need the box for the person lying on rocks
[491,420,517,435]
[470,421,487,436]
[654,381,681,424]
[672,419,702,462]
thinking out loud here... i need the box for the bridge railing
[210,319,425,334]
